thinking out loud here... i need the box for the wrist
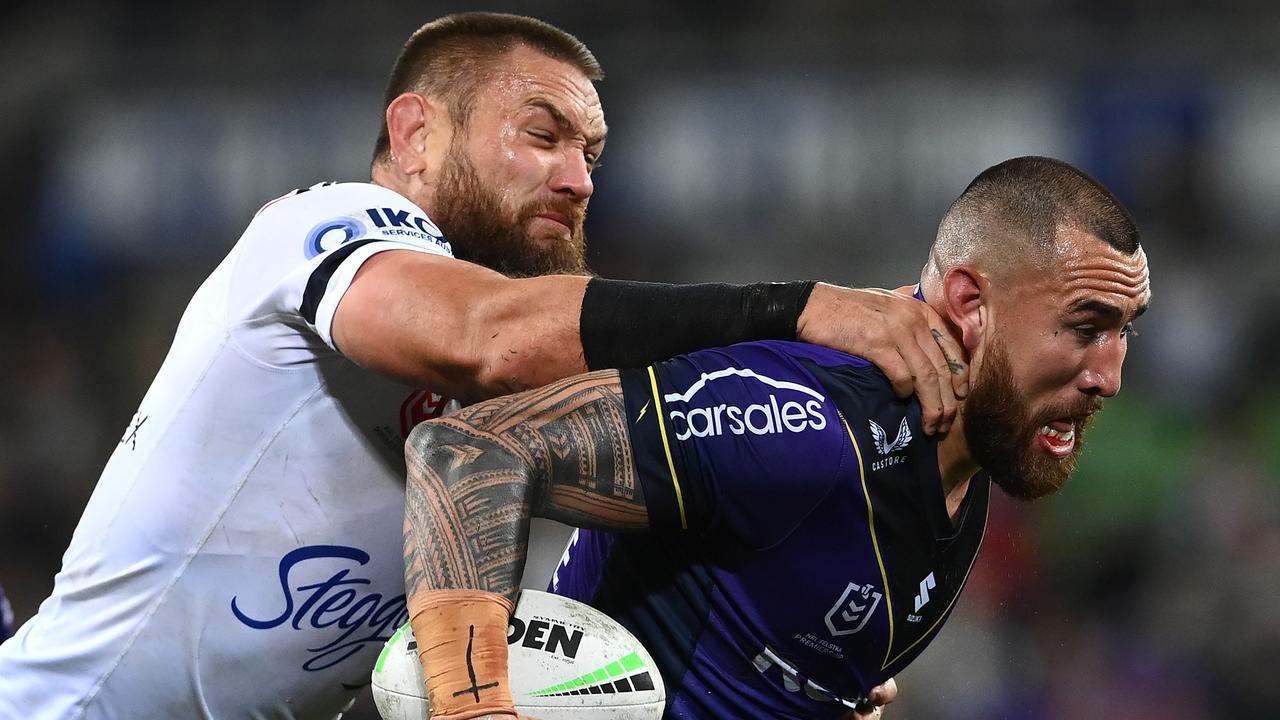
[409,590,516,720]
[793,281,831,341]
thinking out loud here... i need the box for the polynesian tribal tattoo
[403,370,648,605]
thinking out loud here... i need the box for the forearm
[401,371,646,719]
[402,370,646,602]
[578,278,814,370]
[403,420,534,606]
[343,258,815,401]
[463,276,818,396]
[402,419,532,720]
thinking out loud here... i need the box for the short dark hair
[934,157,1140,277]
[371,12,603,165]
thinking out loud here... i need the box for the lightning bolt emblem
[635,400,651,424]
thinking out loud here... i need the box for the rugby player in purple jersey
[401,156,1150,719]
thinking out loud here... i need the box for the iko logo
[664,367,828,441]
[231,545,408,671]
[508,616,584,659]
[752,645,866,710]
[869,417,912,455]
[303,207,451,260]
[304,217,367,259]
[824,582,883,637]
[364,206,444,240]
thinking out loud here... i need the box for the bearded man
[400,155,1151,719]
[0,12,957,719]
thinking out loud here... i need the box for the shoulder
[698,340,895,405]
[753,342,924,455]
[247,181,452,259]
[657,340,871,382]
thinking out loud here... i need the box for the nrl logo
[824,582,883,637]
[869,417,912,455]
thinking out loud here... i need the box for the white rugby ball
[372,590,665,719]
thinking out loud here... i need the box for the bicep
[331,250,592,402]
[331,250,504,395]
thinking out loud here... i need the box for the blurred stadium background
[2,1,1279,718]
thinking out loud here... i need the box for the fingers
[865,677,897,706]
[875,343,916,401]
[917,307,968,435]
[794,285,969,435]
[848,677,898,719]
[894,331,947,434]
[928,320,969,400]
[895,307,966,435]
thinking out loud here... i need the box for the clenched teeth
[1040,425,1075,442]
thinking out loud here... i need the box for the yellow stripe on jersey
[648,366,688,530]
[840,412,896,669]
[883,489,989,669]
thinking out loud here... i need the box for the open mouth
[1037,419,1077,458]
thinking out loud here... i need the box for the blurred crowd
[1,1,1278,718]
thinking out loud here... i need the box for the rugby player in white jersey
[0,12,957,719]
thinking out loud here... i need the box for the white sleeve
[224,182,454,365]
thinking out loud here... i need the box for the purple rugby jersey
[550,340,989,720]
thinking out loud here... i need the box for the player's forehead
[1048,227,1151,316]
[477,45,606,139]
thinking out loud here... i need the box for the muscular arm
[333,250,590,404]
[332,251,967,429]
[403,369,641,605]
[400,370,642,718]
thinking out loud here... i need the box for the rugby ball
[372,590,664,719]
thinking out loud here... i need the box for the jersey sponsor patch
[303,207,451,260]
[230,545,408,671]
[751,645,866,710]
[664,367,829,441]
[304,217,368,259]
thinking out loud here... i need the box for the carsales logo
[664,367,828,441]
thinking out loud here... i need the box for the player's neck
[935,412,980,524]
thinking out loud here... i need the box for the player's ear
[941,266,986,353]
[385,92,451,176]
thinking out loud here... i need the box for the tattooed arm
[401,370,644,719]
[403,369,644,602]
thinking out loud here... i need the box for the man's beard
[963,338,1102,501]
[430,144,588,278]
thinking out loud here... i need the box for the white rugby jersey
[0,182,459,719]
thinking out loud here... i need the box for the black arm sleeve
[579,278,817,370]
